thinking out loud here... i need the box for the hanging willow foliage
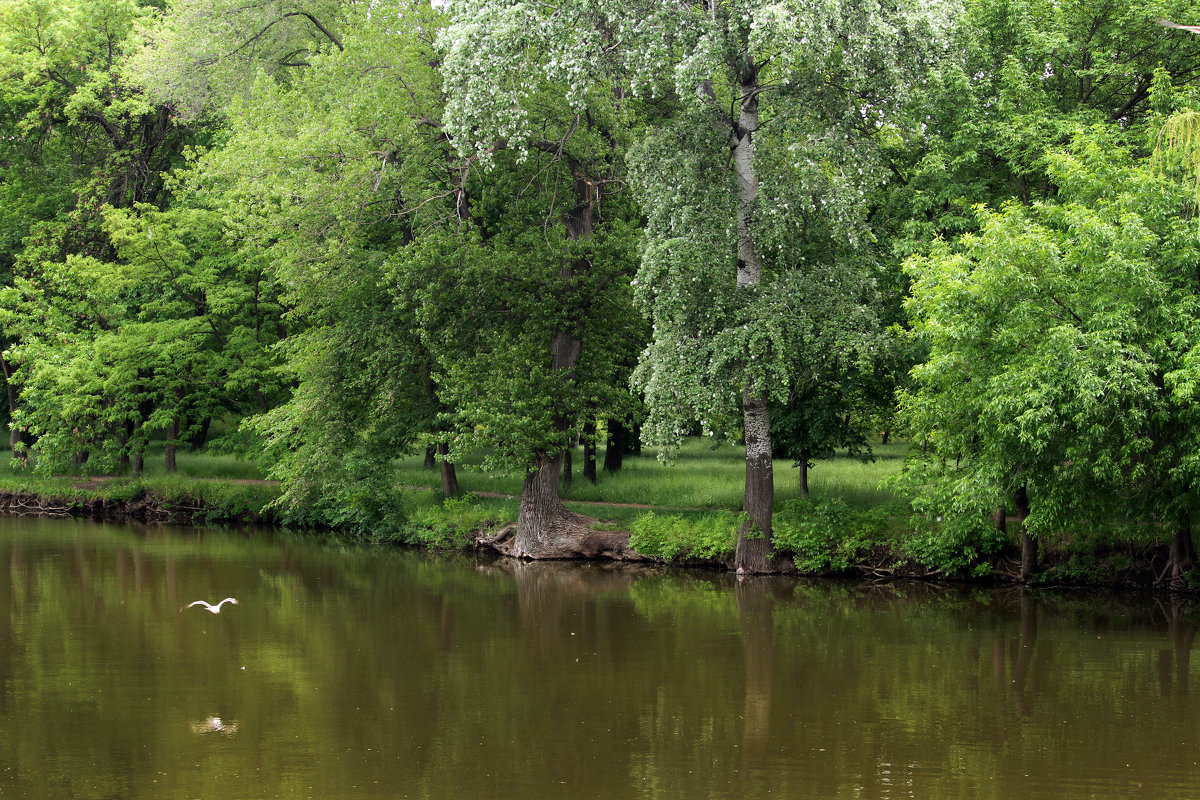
[1154,110,1200,198]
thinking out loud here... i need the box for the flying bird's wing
[1158,18,1200,33]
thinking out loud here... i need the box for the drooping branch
[226,11,344,62]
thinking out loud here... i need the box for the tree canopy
[1,0,1200,577]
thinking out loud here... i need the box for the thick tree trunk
[582,419,597,483]
[424,446,437,470]
[130,449,143,476]
[1013,485,1035,582]
[496,450,635,560]
[495,141,641,560]
[561,446,573,489]
[165,417,179,474]
[603,419,626,472]
[736,389,791,573]
[1169,509,1196,590]
[437,441,459,497]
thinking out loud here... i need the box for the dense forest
[3,0,1200,581]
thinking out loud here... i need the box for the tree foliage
[900,128,1200,575]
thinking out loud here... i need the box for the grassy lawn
[0,434,915,563]
[395,437,910,512]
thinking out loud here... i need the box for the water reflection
[189,715,239,735]
[0,517,1198,800]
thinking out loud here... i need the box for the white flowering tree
[441,0,952,571]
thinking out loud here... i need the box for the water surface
[1,516,1197,799]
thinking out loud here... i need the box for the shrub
[629,511,740,561]
[394,494,514,549]
[772,497,892,574]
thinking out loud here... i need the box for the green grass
[0,434,914,567]
[395,437,909,512]
[0,438,277,522]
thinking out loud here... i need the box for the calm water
[1,516,1198,800]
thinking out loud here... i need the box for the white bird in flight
[183,598,239,614]
[1159,19,1200,33]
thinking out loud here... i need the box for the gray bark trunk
[736,389,790,573]
[500,450,636,560]
[730,58,789,574]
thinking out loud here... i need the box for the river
[0,516,1196,799]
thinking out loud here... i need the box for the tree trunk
[992,505,1007,534]
[130,449,143,476]
[1,355,30,461]
[730,58,789,575]
[189,416,211,452]
[424,445,437,470]
[165,417,179,474]
[1169,509,1196,590]
[1013,485,1035,582]
[496,450,634,560]
[798,451,810,499]
[497,141,644,559]
[117,419,134,472]
[603,418,626,472]
[736,389,790,573]
[582,419,597,483]
[437,441,459,497]
[561,446,573,489]
[880,430,890,445]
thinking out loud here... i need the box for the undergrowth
[628,511,741,561]
[772,498,898,574]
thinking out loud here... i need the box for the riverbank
[0,475,282,526]
[0,470,1190,593]
[0,440,1192,592]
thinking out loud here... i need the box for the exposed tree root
[477,508,645,562]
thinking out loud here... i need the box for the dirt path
[460,489,727,514]
[70,475,279,490]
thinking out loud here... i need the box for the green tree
[0,199,287,473]
[886,0,1200,254]
[440,0,949,571]
[900,128,1200,585]
[0,0,221,466]
[141,0,460,525]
